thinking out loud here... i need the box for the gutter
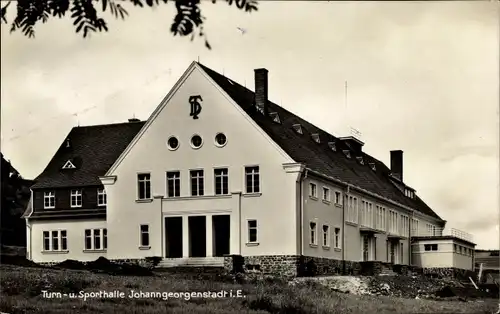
[342,185,350,273]
[299,169,308,257]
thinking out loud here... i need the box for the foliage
[0,154,32,246]
[0,0,258,49]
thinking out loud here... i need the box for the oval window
[215,133,227,147]
[191,135,203,149]
[167,136,179,150]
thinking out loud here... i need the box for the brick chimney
[390,150,403,181]
[254,68,268,115]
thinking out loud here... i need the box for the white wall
[411,239,475,269]
[104,64,298,259]
[29,219,106,263]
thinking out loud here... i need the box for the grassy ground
[0,265,497,314]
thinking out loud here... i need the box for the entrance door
[362,236,369,261]
[189,216,206,257]
[165,217,183,258]
[212,215,230,257]
[390,242,396,264]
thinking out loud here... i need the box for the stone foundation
[223,255,361,277]
[421,267,476,280]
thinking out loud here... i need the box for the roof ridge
[70,121,145,130]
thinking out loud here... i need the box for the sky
[1,1,498,249]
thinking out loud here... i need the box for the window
[43,230,67,252]
[190,135,203,149]
[62,160,76,169]
[311,133,320,143]
[424,244,438,251]
[97,188,107,206]
[335,192,341,205]
[214,168,229,195]
[334,228,341,249]
[167,136,179,150]
[322,187,330,202]
[166,171,181,197]
[309,222,317,245]
[43,191,55,209]
[94,229,101,250]
[43,231,50,251]
[400,215,409,236]
[248,220,258,243]
[137,173,151,200]
[389,210,398,234]
[376,206,386,231]
[245,166,260,194]
[454,244,458,253]
[360,201,373,228]
[309,183,317,198]
[322,225,330,247]
[411,218,419,236]
[292,124,303,134]
[190,170,204,196]
[70,189,82,208]
[346,196,358,224]
[140,225,150,247]
[400,243,404,263]
[215,133,227,147]
[84,229,106,251]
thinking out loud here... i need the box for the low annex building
[24,61,476,276]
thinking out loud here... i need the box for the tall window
[84,228,106,250]
[411,218,419,236]
[43,230,67,252]
[309,222,317,245]
[322,225,330,247]
[245,166,260,193]
[248,220,258,243]
[166,171,181,197]
[375,206,386,231]
[214,168,229,195]
[334,228,341,249]
[70,189,82,208]
[400,243,404,263]
[347,196,358,224]
[389,210,398,234]
[190,170,204,196]
[322,187,330,202]
[43,191,55,209]
[140,225,150,247]
[335,192,341,205]
[137,173,151,200]
[400,215,409,236]
[309,183,317,198]
[97,188,107,206]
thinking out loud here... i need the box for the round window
[191,135,203,149]
[215,133,227,147]
[167,136,179,150]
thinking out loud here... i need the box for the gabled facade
[26,61,475,275]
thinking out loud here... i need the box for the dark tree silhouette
[1,154,33,247]
[1,0,258,49]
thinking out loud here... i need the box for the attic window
[404,188,415,199]
[311,133,320,143]
[356,156,364,165]
[62,160,76,169]
[327,142,336,152]
[292,124,303,134]
[369,163,376,171]
[269,112,281,124]
[343,150,351,159]
[65,138,71,148]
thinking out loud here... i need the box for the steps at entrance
[378,268,396,276]
[157,257,224,268]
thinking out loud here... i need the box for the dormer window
[65,138,71,148]
[62,160,76,169]
[356,156,364,165]
[269,112,281,124]
[292,124,303,134]
[343,150,351,159]
[327,142,336,152]
[404,188,415,199]
[311,133,320,143]
[369,163,376,171]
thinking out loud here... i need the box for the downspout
[300,169,308,257]
[342,185,350,273]
[409,210,413,266]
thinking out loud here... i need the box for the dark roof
[198,63,443,221]
[31,121,145,189]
